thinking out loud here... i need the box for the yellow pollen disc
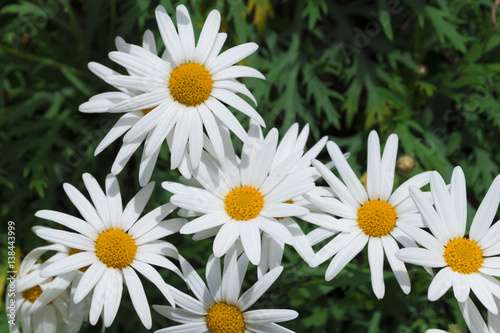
[141,106,156,115]
[168,62,213,107]
[69,248,90,272]
[444,236,484,274]
[95,228,137,269]
[224,186,264,221]
[206,303,245,333]
[22,285,43,303]
[357,199,397,237]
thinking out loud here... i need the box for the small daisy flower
[153,247,298,333]
[426,297,500,333]
[79,31,191,185]
[163,122,318,266]
[9,246,73,333]
[308,131,432,298]
[397,167,500,314]
[34,173,185,328]
[100,4,265,175]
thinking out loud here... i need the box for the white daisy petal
[452,272,471,302]
[123,266,152,329]
[244,309,298,324]
[181,213,230,234]
[470,175,500,241]
[396,248,446,268]
[132,260,176,308]
[237,266,283,311]
[40,252,96,277]
[122,181,155,231]
[194,10,221,63]
[63,183,105,232]
[326,141,368,204]
[325,233,368,281]
[35,210,98,239]
[179,257,213,308]
[106,174,123,228]
[34,227,94,251]
[207,43,258,73]
[156,322,208,333]
[206,254,222,301]
[366,131,381,200]
[103,268,123,327]
[176,5,196,62]
[155,5,185,66]
[153,305,205,324]
[213,221,240,257]
[381,235,411,294]
[368,237,385,299]
[428,267,453,301]
[450,166,467,236]
[470,273,498,314]
[389,171,432,207]
[257,217,294,245]
[240,222,262,265]
[74,261,107,303]
[379,134,398,200]
[95,113,140,155]
[430,172,461,237]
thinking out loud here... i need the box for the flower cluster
[9,4,500,333]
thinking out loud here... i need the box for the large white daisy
[396,167,500,314]
[153,247,298,333]
[79,30,192,185]
[162,122,318,266]
[426,297,500,333]
[99,4,265,175]
[9,245,73,333]
[33,173,185,328]
[307,131,432,299]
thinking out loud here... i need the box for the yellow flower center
[357,199,397,237]
[444,236,484,274]
[168,62,213,107]
[141,106,156,115]
[206,303,245,333]
[22,285,43,303]
[69,248,90,272]
[224,186,264,221]
[94,228,137,269]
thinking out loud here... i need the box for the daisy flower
[162,122,318,266]
[100,4,265,175]
[79,31,191,185]
[426,297,500,333]
[307,131,432,298]
[9,245,73,333]
[396,167,500,314]
[33,173,185,328]
[153,247,298,333]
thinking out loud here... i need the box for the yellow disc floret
[224,186,264,221]
[357,199,397,237]
[95,228,137,269]
[168,62,213,107]
[206,303,245,333]
[22,285,43,303]
[69,248,90,272]
[444,236,484,274]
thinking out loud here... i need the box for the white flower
[426,297,500,333]
[397,167,500,314]
[95,4,265,177]
[308,131,432,299]
[153,247,298,333]
[9,245,73,333]
[79,31,191,185]
[162,122,319,266]
[33,173,185,329]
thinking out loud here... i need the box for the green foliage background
[1,0,500,331]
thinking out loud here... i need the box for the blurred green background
[1,0,500,331]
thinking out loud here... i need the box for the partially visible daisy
[34,173,185,328]
[163,122,319,265]
[397,168,500,314]
[99,4,265,175]
[79,31,191,185]
[153,247,298,333]
[9,245,73,333]
[426,297,500,333]
[307,131,432,298]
